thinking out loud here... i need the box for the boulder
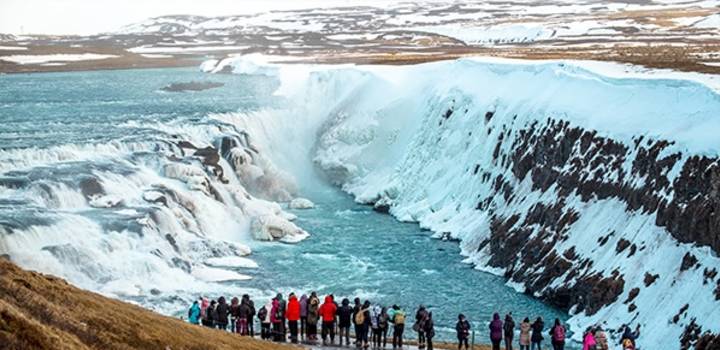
[289,198,315,209]
[251,214,309,242]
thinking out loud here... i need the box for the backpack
[355,309,366,324]
[258,306,267,322]
[394,312,405,325]
[553,326,565,342]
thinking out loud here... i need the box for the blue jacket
[189,302,201,324]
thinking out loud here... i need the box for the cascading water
[0,65,571,345]
[0,68,308,313]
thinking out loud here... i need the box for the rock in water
[251,214,309,242]
[160,81,224,92]
[289,197,315,209]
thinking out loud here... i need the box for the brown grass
[0,259,299,350]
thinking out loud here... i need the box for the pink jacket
[270,299,281,323]
[582,333,597,350]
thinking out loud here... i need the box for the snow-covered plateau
[204,55,720,349]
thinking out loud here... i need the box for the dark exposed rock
[165,234,179,253]
[79,177,104,199]
[628,303,636,313]
[194,146,220,167]
[177,141,197,149]
[150,288,162,295]
[485,111,494,122]
[681,252,699,272]
[703,268,717,285]
[644,272,659,287]
[171,257,191,273]
[694,331,720,350]
[616,238,631,254]
[543,273,625,315]
[627,244,637,257]
[442,108,453,119]
[508,118,719,256]
[673,303,689,324]
[373,203,390,214]
[625,287,640,303]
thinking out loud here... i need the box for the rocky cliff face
[214,56,720,348]
[287,60,720,349]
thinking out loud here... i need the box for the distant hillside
[0,259,292,350]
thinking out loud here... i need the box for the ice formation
[211,54,720,348]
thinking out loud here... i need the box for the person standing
[300,294,308,340]
[307,292,321,342]
[595,326,609,350]
[271,298,283,341]
[248,296,257,337]
[424,312,435,350]
[216,296,230,331]
[208,300,219,329]
[259,300,272,340]
[620,324,640,350]
[353,298,363,347]
[456,314,471,350]
[489,313,503,350]
[200,297,211,327]
[287,293,301,343]
[531,317,545,350]
[361,300,372,349]
[371,304,382,348]
[519,317,531,350]
[414,305,429,349]
[550,318,566,350]
[582,327,597,350]
[229,297,240,333]
[379,307,390,348]
[392,305,406,350]
[338,298,353,346]
[276,293,287,341]
[238,295,252,335]
[188,300,201,325]
[319,295,338,346]
[504,313,515,350]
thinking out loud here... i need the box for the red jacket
[319,296,337,322]
[286,295,301,321]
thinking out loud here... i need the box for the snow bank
[0,53,119,65]
[211,55,720,349]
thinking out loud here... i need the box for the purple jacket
[299,295,308,317]
[489,313,503,342]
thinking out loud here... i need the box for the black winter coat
[216,302,230,324]
[531,320,545,342]
[338,305,353,327]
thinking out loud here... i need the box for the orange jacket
[286,295,301,321]
[319,296,337,322]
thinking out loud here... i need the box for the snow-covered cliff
[209,56,720,348]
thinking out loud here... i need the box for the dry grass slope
[0,259,297,350]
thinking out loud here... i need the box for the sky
[0,0,396,35]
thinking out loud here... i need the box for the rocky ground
[1,0,719,74]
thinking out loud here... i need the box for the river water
[0,67,568,344]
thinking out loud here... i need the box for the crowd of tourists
[186,293,641,350]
